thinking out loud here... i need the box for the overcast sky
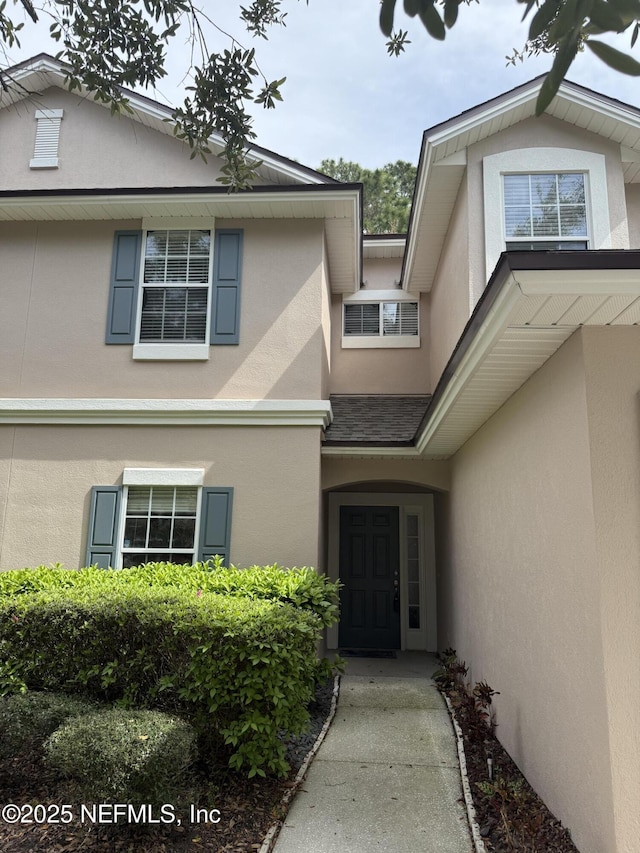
[6,0,640,170]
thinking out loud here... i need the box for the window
[140,230,211,343]
[482,148,610,281]
[86,480,233,569]
[342,295,419,348]
[121,486,198,568]
[503,173,588,250]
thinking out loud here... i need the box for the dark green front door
[338,506,401,649]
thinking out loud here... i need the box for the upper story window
[140,229,211,344]
[503,173,588,250]
[483,149,611,281]
[342,290,420,348]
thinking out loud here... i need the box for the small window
[139,230,211,343]
[503,173,588,250]
[343,301,418,338]
[121,486,198,568]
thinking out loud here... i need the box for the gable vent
[30,109,63,169]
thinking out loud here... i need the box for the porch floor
[272,652,473,853]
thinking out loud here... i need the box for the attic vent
[30,109,63,169]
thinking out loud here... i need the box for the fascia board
[513,267,640,295]
[403,140,434,291]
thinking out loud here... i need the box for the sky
[5,0,640,171]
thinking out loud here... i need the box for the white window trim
[117,479,204,569]
[341,289,420,349]
[483,148,611,280]
[133,218,215,361]
[123,468,204,487]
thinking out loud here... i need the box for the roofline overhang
[414,249,640,457]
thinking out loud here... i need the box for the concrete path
[273,652,474,853]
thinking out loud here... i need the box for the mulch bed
[437,680,579,852]
[0,680,335,853]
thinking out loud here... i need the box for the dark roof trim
[363,233,407,242]
[0,182,363,201]
[414,249,640,442]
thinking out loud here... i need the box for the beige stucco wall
[0,424,322,571]
[466,115,630,302]
[0,88,230,190]
[439,329,617,853]
[0,218,327,400]
[321,456,450,493]
[329,257,429,394]
[580,326,640,853]
[428,177,470,389]
[624,183,640,248]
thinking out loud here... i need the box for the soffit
[363,236,406,259]
[0,187,361,293]
[417,255,640,459]
[405,80,640,294]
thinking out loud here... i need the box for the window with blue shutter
[211,230,243,345]
[198,487,234,565]
[106,231,142,344]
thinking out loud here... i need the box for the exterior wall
[0,88,229,190]
[321,456,450,493]
[439,330,616,853]
[581,326,640,853]
[428,177,470,389]
[329,256,429,394]
[0,424,322,570]
[0,218,327,400]
[466,115,630,303]
[625,183,640,248]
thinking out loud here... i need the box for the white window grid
[503,172,588,250]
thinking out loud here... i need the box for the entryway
[326,491,437,652]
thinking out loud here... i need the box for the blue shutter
[198,487,233,565]
[86,486,122,568]
[106,231,142,344]
[211,229,243,345]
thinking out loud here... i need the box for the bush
[0,583,323,776]
[0,691,95,760]
[45,708,196,804]
[0,560,340,627]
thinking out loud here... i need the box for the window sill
[132,343,210,361]
[342,336,420,349]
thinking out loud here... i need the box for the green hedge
[0,560,340,626]
[0,691,95,760]
[0,582,323,776]
[45,708,196,804]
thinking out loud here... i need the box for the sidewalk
[273,652,474,853]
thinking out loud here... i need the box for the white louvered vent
[30,109,63,169]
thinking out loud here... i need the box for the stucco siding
[581,326,640,853]
[428,177,470,389]
[0,88,229,190]
[440,330,616,853]
[625,183,640,249]
[0,425,322,571]
[0,218,326,400]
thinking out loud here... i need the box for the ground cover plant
[434,650,579,853]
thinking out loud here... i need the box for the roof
[0,53,337,188]
[324,395,431,446]
[403,77,640,294]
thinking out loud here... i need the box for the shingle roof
[324,395,431,446]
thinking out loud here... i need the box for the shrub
[0,691,95,760]
[0,583,322,776]
[45,708,196,804]
[0,560,341,627]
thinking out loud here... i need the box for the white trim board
[0,398,332,428]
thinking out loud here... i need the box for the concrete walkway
[273,652,474,853]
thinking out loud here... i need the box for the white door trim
[327,492,436,651]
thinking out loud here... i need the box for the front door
[338,505,401,649]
